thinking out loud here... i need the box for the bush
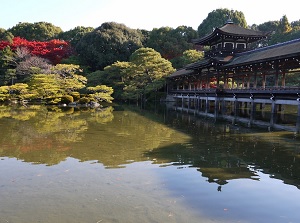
[78,97,90,104]
[70,92,80,101]
[60,95,74,104]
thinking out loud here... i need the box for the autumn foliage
[0,37,73,64]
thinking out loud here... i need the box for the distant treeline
[0,8,299,102]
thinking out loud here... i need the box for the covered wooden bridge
[167,21,300,132]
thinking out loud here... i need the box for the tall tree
[278,15,292,34]
[171,49,204,69]
[86,61,131,99]
[146,26,197,60]
[122,47,175,100]
[8,22,63,41]
[76,22,144,71]
[0,28,13,42]
[57,26,94,47]
[197,8,247,37]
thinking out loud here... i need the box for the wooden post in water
[205,97,209,114]
[214,97,219,119]
[270,100,277,128]
[181,95,184,112]
[233,99,239,124]
[250,100,256,126]
[296,103,300,133]
[187,95,190,112]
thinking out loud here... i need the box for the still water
[0,104,300,223]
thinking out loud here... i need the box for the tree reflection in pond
[1,104,300,189]
[1,104,300,223]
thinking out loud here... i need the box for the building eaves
[168,68,194,78]
[224,38,300,67]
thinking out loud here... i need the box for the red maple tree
[0,37,73,64]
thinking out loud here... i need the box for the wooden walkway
[167,87,300,132]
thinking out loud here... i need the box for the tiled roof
[218,23,267,36]
[193,23,268,45]
[224,38,300,67]
[169,68,194,78]
[185,59,212,70]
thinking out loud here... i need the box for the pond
[0,104,300,223]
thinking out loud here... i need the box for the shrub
[78,97,90,104]
[70,92,80,101]
[60,95,74,104]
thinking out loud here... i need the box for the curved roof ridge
[192,23,268,45]
[217,23,268,36]
[236,38,300,56]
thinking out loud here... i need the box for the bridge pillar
[205,97,209,114]
[214,98,219,118]
[270,100,277,128]
[250,100,256,126]
[296,103,300,133]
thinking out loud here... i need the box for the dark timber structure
[167,21,300,132]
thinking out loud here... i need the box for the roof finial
[226,12,234,24]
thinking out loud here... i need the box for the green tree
[8,83,33,100]
[291,20,300,31]
[0,46,16,85]
[146,26,197,60]
[86,85,114,103]
[257,21,280,33]
[57,26,94,47]
[171,49,204,69]
[28,74,61,99]
[278,15,292,34]
[122,47,175,101]
[76,22,144,71]
[8,22,62,41]
[0,85,9,101]
[0,28,13,42]
[51,64,87,94]
[197,8,247,37]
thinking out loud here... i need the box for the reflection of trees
[1,104,300,189]
[0,105,114,165]
[145,111,300,188]
[88,106,114,124]
[70,107,191,168]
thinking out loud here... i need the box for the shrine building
[166,20,300,132]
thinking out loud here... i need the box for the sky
[1,0,300,31]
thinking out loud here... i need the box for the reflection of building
[167,21,300,132]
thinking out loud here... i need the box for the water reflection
[1,104,300,190]
[150,109,300,189]
[2,104,300,223]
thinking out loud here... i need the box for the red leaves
[0,37,73,64]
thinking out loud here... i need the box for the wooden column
[262,74,266,89]
[205,97,209,114]
[247,76,250,89]
[253,71,257,88]
[282,71,286,88]
[217,70,220,87]
[214,98,219,118]
[233,99,239,124]
[275,66,279,87]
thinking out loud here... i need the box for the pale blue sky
[1,0,299,31]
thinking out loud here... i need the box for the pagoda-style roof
[224,38,300,68]
[192,22,269,46]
